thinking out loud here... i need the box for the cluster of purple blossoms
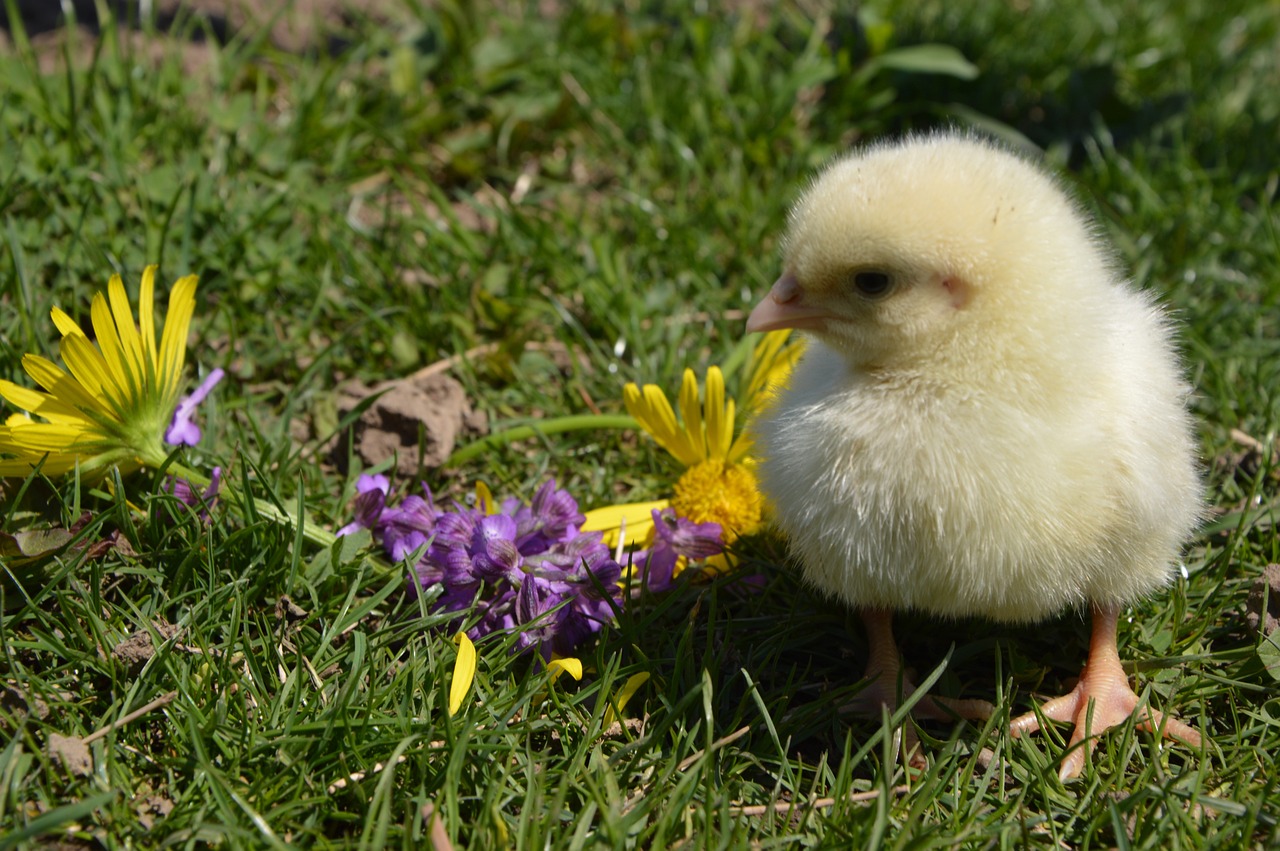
[340,476,725,659]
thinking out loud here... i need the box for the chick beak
[746,272,833,333]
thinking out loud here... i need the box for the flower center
[671,459,763,543]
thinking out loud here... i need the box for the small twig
[82,691,178,745]
[676,725,751,772]
[327,754,409,794]
[577,385,602,415]
[411,342,501,380]
[728,785,910,817]
[411,340,594,381]
[1230,428,1269,452]
[510,159,538,204]
[561,72,625,143]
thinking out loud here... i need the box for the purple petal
[356,474,391,496]
[161,466,221,522]
[165,368,225,446]
[337,485,388,537]
[654,509,724,560]
[637,547,679,593]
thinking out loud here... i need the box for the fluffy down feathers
[749,134,1202,623]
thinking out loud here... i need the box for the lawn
[2,0,1278,847]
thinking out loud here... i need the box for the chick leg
[1009,602,1202,780]
[847,609,994,765]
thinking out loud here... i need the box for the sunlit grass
[1,0,1277,846]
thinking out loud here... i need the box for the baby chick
[747,133,1203,780]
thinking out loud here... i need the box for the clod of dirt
[135,792,176,829]
[1245,563,1280,636]
[334,373,487,477]
[276,595,308,622]
[111,622,181,668]
[1,682,51,723]
[47,733,93,777]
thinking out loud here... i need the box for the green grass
[2,0,1279,846]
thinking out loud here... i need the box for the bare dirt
[1,0,404,71]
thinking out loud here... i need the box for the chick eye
[852,270,894,298]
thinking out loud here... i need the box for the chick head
[747,134,1116,371]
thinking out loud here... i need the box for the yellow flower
[0,266,199,478]
[582,330,803,555]
[743,329,805,413]
[623,364,762,542]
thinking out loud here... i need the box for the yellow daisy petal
[727,421,753,465]
[58,333,121,407]
[581,499,668,548]
[744,330,804,411]
[448,632,477,716]
[475,480,497,514]
[625,381,701,467]
[647,385,701,466]
[0,380,83,425]
[0,455,75,477]
[704,366,730,460]
[107,274,148,388]
[4,421,93,451]
[21,354,111,420]
[719,398,737,460]
[623,383,673,446]
[678,368,703,460]
[157,274,198,402]
[51,307,86,339]
[138,264,158,370]
[91,290,138,400]
[603,672,650,727]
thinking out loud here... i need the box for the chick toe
[842,610,994,767]
[1010,603,1202,780]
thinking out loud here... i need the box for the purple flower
[336,474,391,537]
[511,479,585,553]
[165,368,224,446]
[347,477,628,660]
[385,494,443,562]
[631,509,724,593]
[162,466,222,521]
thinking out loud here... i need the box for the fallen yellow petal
[603,671,650,727]
[581,499,668,548]
[475,480,496,514]
[546,656,584,683]
[448,632,477,716]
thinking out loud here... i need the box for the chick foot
[1009,603,1201,780]
[845,609,994,767]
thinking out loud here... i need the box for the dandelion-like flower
[624,364,763,541]
[583,330,801,555]
[0,266,212,478]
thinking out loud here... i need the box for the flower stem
[444,414,638,468]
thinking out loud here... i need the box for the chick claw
[847,609,995,768]
[1009,603,1202,781]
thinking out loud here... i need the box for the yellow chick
[746,133,1203,780]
